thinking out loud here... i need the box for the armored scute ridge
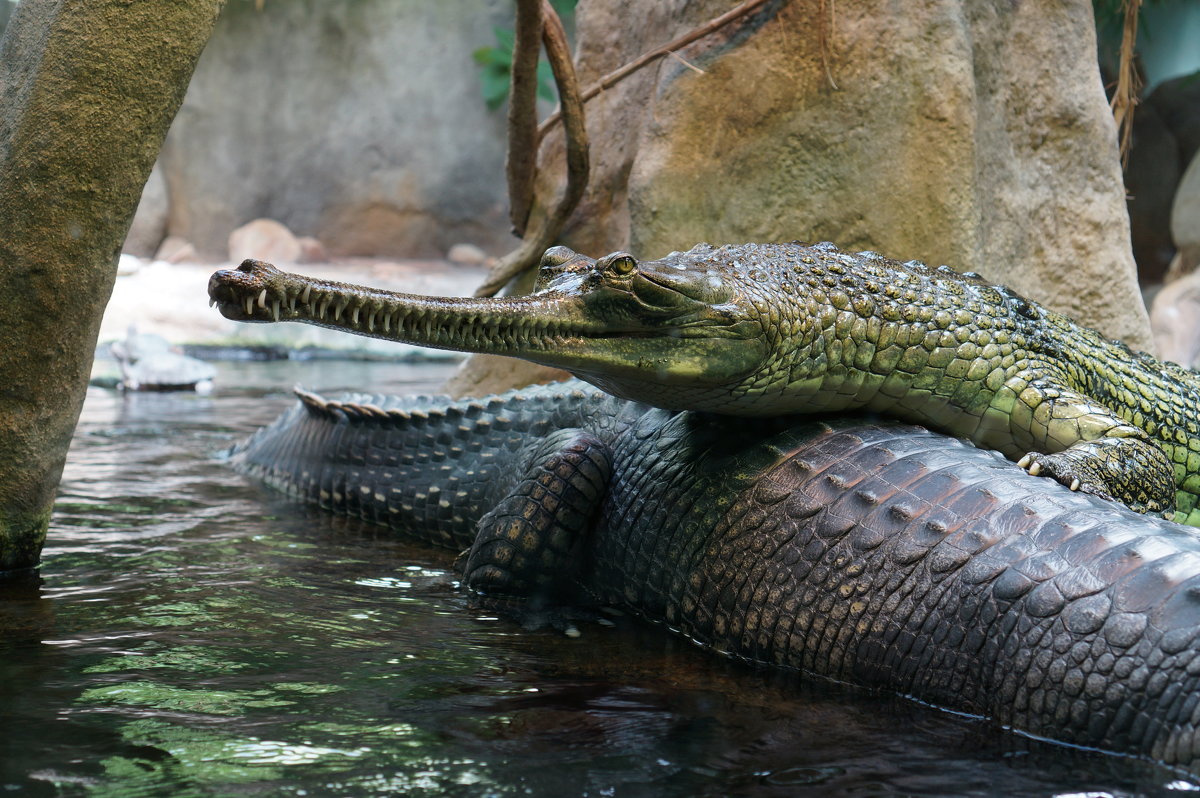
[211,241,1200,523]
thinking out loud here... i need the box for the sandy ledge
[98,255,488,361]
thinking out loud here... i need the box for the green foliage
[473,26,557,110]
[473,0,577,111]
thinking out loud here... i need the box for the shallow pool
[0,360,1194,796]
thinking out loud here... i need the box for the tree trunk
[0,0,225,572]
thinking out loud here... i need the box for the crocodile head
[208,244,786,411]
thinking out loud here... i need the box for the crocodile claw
[1019,451,1114,502]
[1017,442,1175,516]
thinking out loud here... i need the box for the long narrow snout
[209,257,770,412]
[208,259,602,357]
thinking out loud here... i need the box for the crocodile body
[232,380,1200,773]
[209,242,1198,522]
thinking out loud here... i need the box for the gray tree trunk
[0,0,225,572]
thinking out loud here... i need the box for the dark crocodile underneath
[209,242,1199,523]
[233,379,1200,773]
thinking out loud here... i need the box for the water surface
[0,360,1196,796]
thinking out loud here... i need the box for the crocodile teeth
[367,311,376,333]
[317,299,329,319]
[351,306,360,326]
[382,314,390,334]
[1027,461,1042,477]
[1017,454,1032,469]
[272,299,281,322]
[334,302,345,322]
[1069,478,1081,491]
[257,289,268,309]
[244,296,255,316]
[301,285,311,304]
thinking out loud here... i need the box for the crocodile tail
[229,380,640,550]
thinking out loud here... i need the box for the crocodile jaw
[207,260,768,392]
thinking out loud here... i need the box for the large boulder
[123,163,170,258]
[228,218,303,265]
[1151,270,1200,367]
[158,0,514,260]
[529,0,1150,351]
[1173,152,1200,276]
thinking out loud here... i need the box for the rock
[447,243,490,266]
[154,235,197,264]
[99,258,487,355]
[109,326,216,392]
[1167,252,1200,285]
[1173,152,1200,261]
[156,1,514,259]
[530,0,1151,351]
[117,254,143,276]
[297,236,328,263]
[123,162,169,257]
[1151,271,1200,367]
[228,218,302,264]
[442,355,571,399]
[1168,153,1200,279]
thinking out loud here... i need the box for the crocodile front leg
[462,429,612,630]
[990,375,1176,515]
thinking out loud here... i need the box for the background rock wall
[153,0,514,260]
[537,0,1151,350]
[1127,71,1200,282]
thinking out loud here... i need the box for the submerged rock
[109,327,216,392]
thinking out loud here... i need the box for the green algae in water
[80,683,297,715]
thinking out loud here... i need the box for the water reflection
[0,360,1194,796]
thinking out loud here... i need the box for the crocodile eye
[602,253,638,276]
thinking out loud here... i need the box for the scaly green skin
[208,242,1197,523]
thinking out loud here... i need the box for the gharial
[222,379,1200,773]
[209,241,1198,524]
[207,242,1200,771]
